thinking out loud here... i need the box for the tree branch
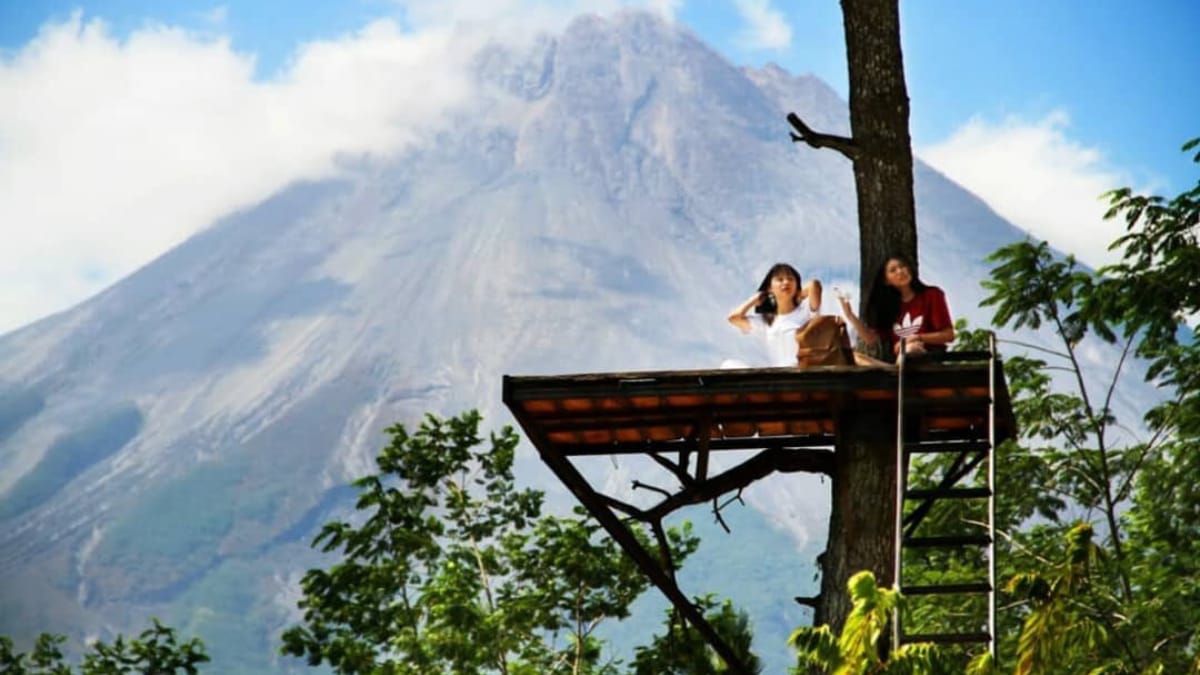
[632,480,673,499]
[711,490,747,533]
[787,112,859,160]
[996,336,1073,361]
[643,448,834,522]
[597,493,647,520]
[1113,393,1181,504]
[650,519,683,585]
[794,596,820,609]
[650,452,697,488]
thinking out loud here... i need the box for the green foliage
[1101,138,1200,437]
[0,619,208,674]
[1000,523,1200,675]
[973,138,1200,672]
[280,410,703,674]
[788,571,955,675]
[1005,524,1111,675]
[0,634,71,675]
[900,139,1200,672]
[630,597,761,675]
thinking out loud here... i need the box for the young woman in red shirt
[838,254,955,361]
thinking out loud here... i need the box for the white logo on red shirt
[894,312,923,338]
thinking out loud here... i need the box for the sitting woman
[726,262,823,367]
[838,254,955,361]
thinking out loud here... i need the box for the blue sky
[685,1,1198,197]
[0,0,1197,333]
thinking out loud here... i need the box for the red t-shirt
[890,286,952,352]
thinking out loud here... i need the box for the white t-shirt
[745,304,818,366]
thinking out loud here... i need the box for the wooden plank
[556,434,838,456]
[523,399,558,413]
[629,396,662,409]
[561,398,595,412]
[503,360,1017,454]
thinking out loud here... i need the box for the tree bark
[812,0,915,633]
[815,408,897,631]
[841,0,919,304]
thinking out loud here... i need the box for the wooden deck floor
[504,353,1015,457]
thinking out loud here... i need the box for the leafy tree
[848,138,1200,672]
[788,571,956,674]
[969,139,1200,671]
[0,619,208,674]
[280,410,702,674]
[1098,138,1200,674]
[1004,523,1119,675]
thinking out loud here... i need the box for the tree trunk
[814,0,915,633]
[841,0,919,301]
[815,408,897,632]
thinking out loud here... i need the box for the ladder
[891,334,997,661]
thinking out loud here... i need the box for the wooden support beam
[696,410,712,482]
[535,447,755,674]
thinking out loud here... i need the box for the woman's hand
[838,294,879,347]
[802,279,822,310]
[895,337,926,355]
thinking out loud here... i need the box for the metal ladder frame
[891,333,997,661]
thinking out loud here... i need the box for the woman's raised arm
[838,295,878,347]
[802,279,822,312]
[727,292,764,333]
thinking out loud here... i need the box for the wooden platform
[501,352,1015,674]
[504,353,1015,457]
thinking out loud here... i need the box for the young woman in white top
[726,262,823,367]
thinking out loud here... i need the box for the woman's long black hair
[864,253,927,345]
[756,262,802,326]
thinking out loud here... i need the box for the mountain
[0,10,1034,673]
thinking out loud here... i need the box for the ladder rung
[902,395,991,409]
[920,428,991,440]
[902,582,992,596]
[901,631,992,645]
[905,487,991,500]
[903,534,992,548]
[923,351,994,363]
[904,441,990,454]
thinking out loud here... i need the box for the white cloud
[0,2,686,335]
[917,111,1132,270]
[0,13,480,335]
[732,0,792,50]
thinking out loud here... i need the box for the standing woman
[838,254,954,360]
[727,262,823,367]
